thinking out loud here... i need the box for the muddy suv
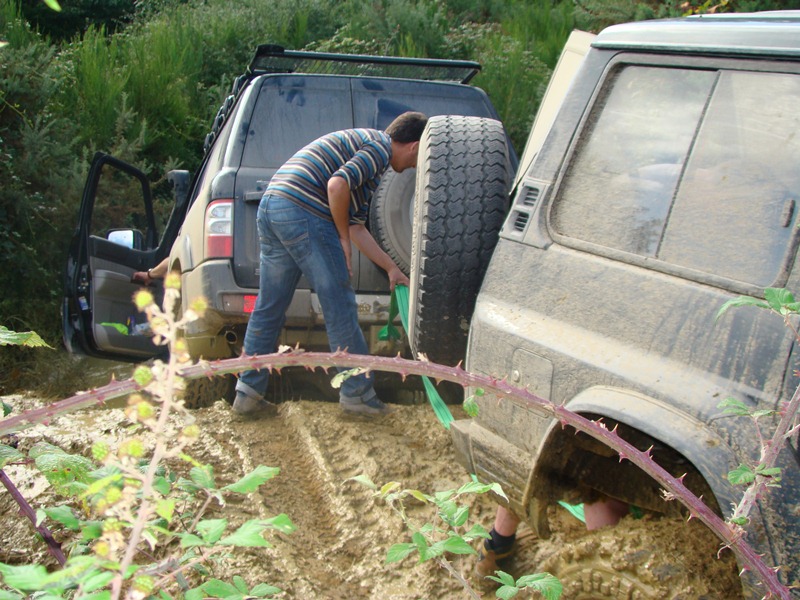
[62,45,514,404]
[417,12,800,599]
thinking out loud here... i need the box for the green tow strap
[378,284,454,429]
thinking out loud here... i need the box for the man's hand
[350,224,409,290]
[386,265,410,291]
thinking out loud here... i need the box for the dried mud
[1,387,743,599]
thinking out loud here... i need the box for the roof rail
[248,44,481,84]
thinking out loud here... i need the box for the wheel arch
[526,386,741,519]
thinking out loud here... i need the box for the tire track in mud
[194,398,488,599]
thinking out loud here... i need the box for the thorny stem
[436,556,482,600]
[1,350,793,598]
[731,381,800,525]
[0,467,67,567]
[111,289,187,600]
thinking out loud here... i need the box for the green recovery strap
[378,284,454,429]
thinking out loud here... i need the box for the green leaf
[451,505,470,527]
[200,579,239,597]
[386,543,416,564]
[43,0,62,11]
[81,521,103,541]
[219,520,271,547]
[1,401,11,417]
[0,590,24,600]
[462,523,490,541]
[331,367,369,389]
[196,519,228,543]
[463,395,480,417]
[495,585,520,599]
[0,326,53,348]
[407,489,430,503]
[346,474,377,490]
[0,564,49,591]
[441,536,476,555]
[728,464,756,485]
[764,287,794,311]
[82,570,115,592]
[717,398,751,416]
[223,465,280,494]
[729,516,749,526]
[153,475,171,496]
[380,481,401,496]
[233,575,248,593]
[179,533,206,548]
[156,498,176,523]
[43,505,81,530]
[715,296,770,321]
[486,571,517,587]
[516,573,563,600]
[190,465,216,489]
[263,513,296,534]
[0,444,24,467]
[249,583,282,597]
[184,588,204,600]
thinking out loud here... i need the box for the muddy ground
[1,370,743,599]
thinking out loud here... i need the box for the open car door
[62,152,183,361]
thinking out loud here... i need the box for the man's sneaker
[475,538,516,580]
[232,392,278,419]
[339,394,391,416]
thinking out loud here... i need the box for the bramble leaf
[0,563,48,591]
[463,395,479,417]
[43,505,81,530]
[223,465,279,494]
[728,464,756,485]
[0,326,53,348]
[263,513,296,534]
[190,465,216,489]
[347,474,377,490]
[516,572,563,600]
[716,296,769,321]
[196,518,227,543]
[0,444,23,467]
[386,542,416,564]
[249,583,282,596]
[219,520,271,547]
[441,535,475,555]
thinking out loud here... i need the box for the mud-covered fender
[526,386,741,517]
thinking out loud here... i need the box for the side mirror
[107,229,144,250]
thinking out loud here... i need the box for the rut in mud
[1,387,742,599]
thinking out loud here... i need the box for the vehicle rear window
[552,65,800,288]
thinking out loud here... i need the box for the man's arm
[349,223,410,290]
[328,176,354,276]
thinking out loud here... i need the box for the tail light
[205,199,233,258]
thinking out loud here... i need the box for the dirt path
[1,390,742,599]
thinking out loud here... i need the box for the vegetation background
[1,0,797,392]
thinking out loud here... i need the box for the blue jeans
[236,194,375,402]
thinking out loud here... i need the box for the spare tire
[408,115,511,367]
[369,168,416,275]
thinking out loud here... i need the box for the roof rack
[248,44,480,84]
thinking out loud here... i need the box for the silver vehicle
[409,12,800,599]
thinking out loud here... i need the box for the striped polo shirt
[267,128,393,225]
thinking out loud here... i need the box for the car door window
[552,64,800,288]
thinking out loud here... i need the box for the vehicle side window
[90,164,156,248]
[242,76,352,168]
[552,65,800,288]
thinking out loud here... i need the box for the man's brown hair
[385,111,428,143]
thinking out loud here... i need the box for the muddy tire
[369,168,416,275]
[536,515,743,600]
[181,374,236,409]
[408,115,511,367]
